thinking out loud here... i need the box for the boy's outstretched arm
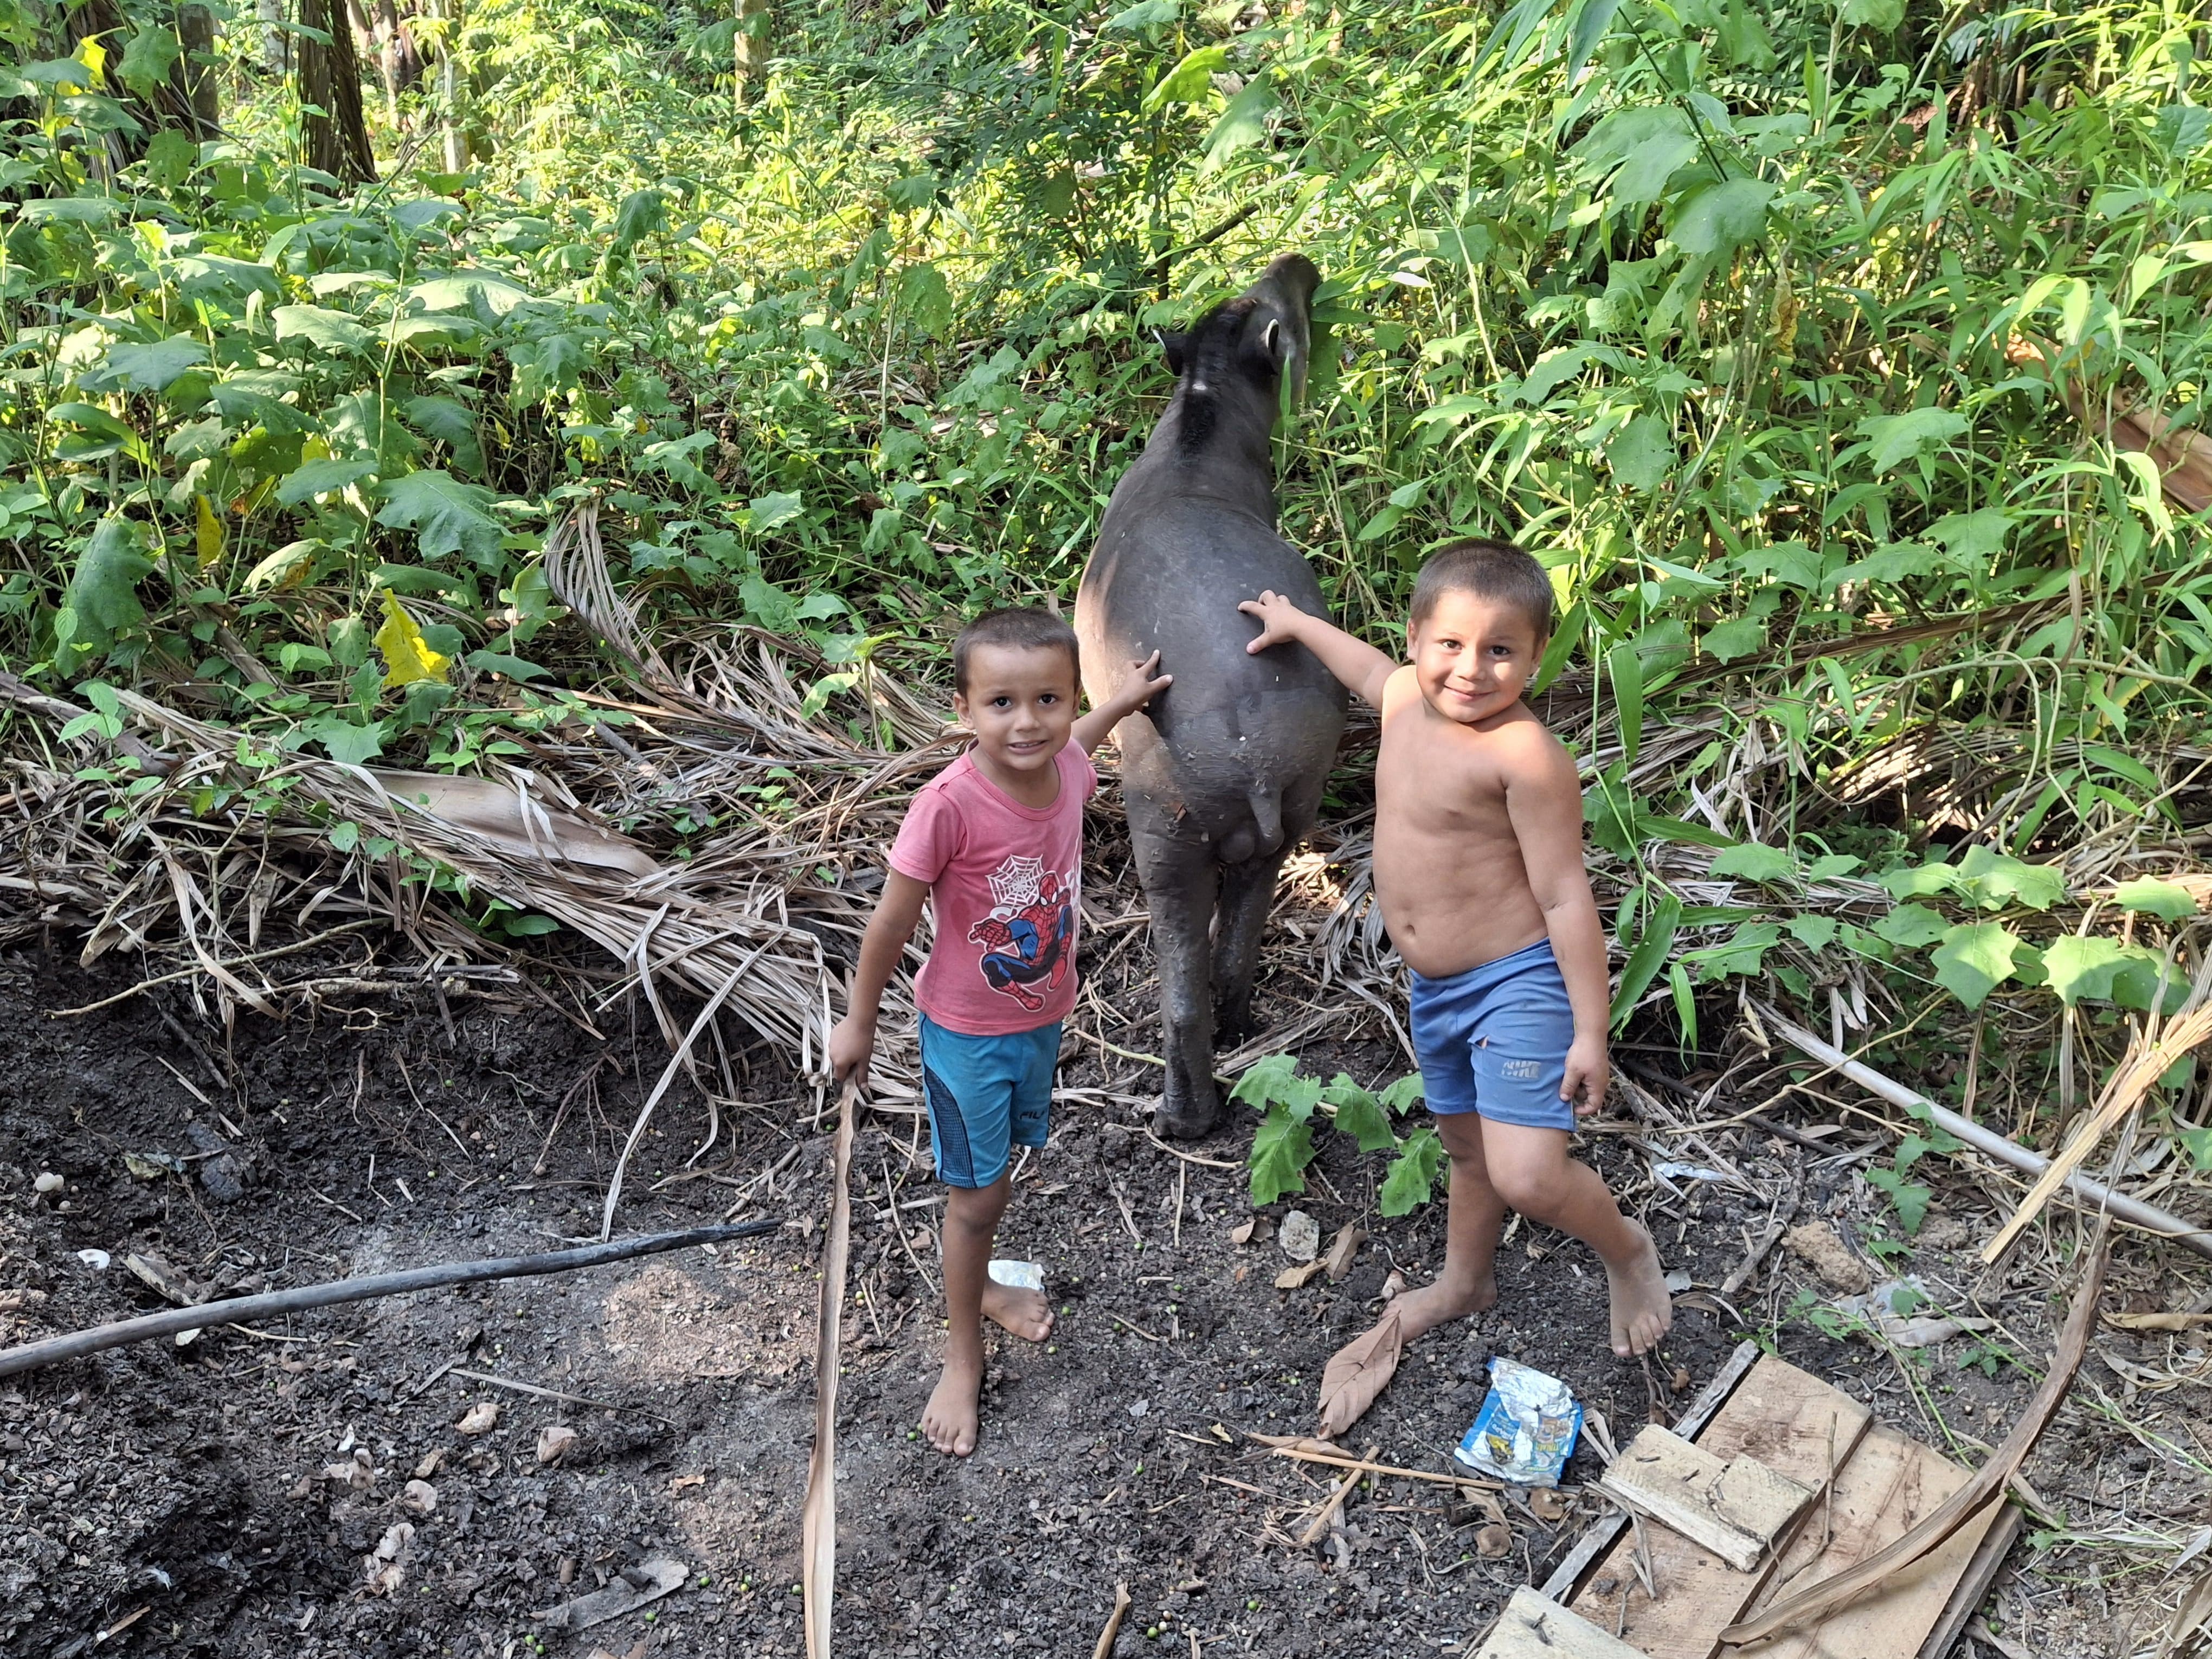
[1503,735,1612,1115]
[1072,650,1172,755]
[1238,590,1397,708]
[828,870,931,1089]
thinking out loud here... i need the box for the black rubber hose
[0,1219,780,1380]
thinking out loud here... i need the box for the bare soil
[0,942,2188,1658]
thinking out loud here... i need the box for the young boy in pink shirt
[831,607,1168,1456]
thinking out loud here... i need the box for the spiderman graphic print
[968,857,1076,1013]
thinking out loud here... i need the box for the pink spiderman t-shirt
[888,741,1096,1037]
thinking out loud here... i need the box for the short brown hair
[1410,538,1554,641]
[953,607,1081,696]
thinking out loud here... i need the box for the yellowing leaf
[194,494,224,568]
[75,35,105,86]
[374,591,449,689]
[300,435,332,465]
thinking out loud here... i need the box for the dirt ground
[0,936,2202,1658]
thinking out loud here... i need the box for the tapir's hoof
[1154,1100,1222,1142]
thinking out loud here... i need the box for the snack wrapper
[1451,1358,1581,1487]
[986,1259,1044,1291]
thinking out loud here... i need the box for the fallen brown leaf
[1274,1259,1328,1290]
[1315,1309,1405,1439]
[1324,1225,1365,1283]
[401,1479,439,1516]
[537,1424,579,1465]
[456,1400,500,1435]
[1229,1216,1274,1246]
[2105,1311,2212,1332]
[1529,1488,1568,1523]
[1476,1522,1513,1559]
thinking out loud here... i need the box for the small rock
[1127,1399,1149,1420]
[1786,1222,1871,1294]
[1529,1489,1568,1523]
[413,1449,445,1480]
[455,1400,500,1436]
[1279,1210,1320,1263]
[322,1448,376,1492]
[33,1173,62,1195]
[537,1425,579,1465]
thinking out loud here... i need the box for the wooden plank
[1918,1501,2022,1658]
[1538,1339,1760,1602]
[1597,1425,1817,1572]
[1567,1357,1873,1658]
[1475,1587,1649,1659]
[1746,1426,2009,1659]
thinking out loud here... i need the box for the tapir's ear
[1156,329,1189,376]
[1262,317,1284,366]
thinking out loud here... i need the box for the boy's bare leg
[1390,1113,1505,1340]
[1481,1121,1671,1358]
[921,1175,1053,1456]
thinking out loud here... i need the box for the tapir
[1075,254,1347,1139]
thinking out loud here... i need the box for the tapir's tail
[1218,783,1285,865]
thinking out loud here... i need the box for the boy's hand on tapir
[1238,589,1310,653]
[828,1014,874,1088]
[1109,650,1173,714]
[1561,1034,1610,1117]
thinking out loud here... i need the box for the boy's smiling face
[1406,589,1546,726]
[953,641,1079,783]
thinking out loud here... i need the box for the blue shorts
[918,1013,1060,1188]
[1410,939,1577,1132]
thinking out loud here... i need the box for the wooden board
[1597,1424,1817,1572]
[1567,1356,1873,1658]
[1476,1587,1650,1659]
[1742,1425,2008,1659]
[1919,1501,2022,1659]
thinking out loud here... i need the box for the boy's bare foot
[1386,1266,1497,1342]
[982,1280,1054,1342]
[1605,1220,1673,1357]
[921,1353,984,1456]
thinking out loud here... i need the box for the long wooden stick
[1757,1005,2212,1261]
[0,1221,777,1380]
[802,1083,858,1659]
[1091,1583,1133,1659]
[1298,1443,1381,1546]
[1718,1232,2110,1647]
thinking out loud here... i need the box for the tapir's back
[1077,461,1347,861]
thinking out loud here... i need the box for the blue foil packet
[1452,1358,1581,1488]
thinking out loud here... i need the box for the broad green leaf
[302,713,387,766]
[1606,639,1644,764]
[1954,846,2067,911]
[143,129,198,187]
[56,518,153,657]
[91,337,206,394]
[272,304,376,355]
[1667,177,1776,256]
[1576,108,1699,204]
[194,495,224,568]
[465,650,549,681]
[1928,921,2021,1009]
[1324,1075,1399,1153]
[1379,1127,1445,1217]
[117,25,180,95]
[1858,407,1967,472]
[1838,0,1904,27]
[374,591,451,689]
[1872,903,1949,948]
[1709,843,1796,884]
[2041,935,2130,1007]
[1689,921,1780,981]
[1566,0,1623,77]
[896,263,953,339]
[1605,415,1673,492]
[1107,0,1178,28]
[374,470,504,565]
[2113,876,2196,921]
[1143,45,1227,113]
[1230,1053,1325,1120]
[402,396,484,476]
[1926,508,2015,563]
[1879,861,1960,901]
[276,458,377,507]
[406,272,532,315]
[1700,614,1766,663]
[1248,1102,1314,1206]
[2179,1127,2212,1172]
[748,491,805,533]
[1377,1074,1425,1114]
[610,188,667,250]
[1201,75,1275,173]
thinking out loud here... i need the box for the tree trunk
[438,0,465,172]
[298,0,376,182]
[733,0,770,94]
[176,4,219,132]
[256,0,289,75]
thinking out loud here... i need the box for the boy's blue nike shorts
[1409,938,1576,1132]
[918,1013,1060,1188]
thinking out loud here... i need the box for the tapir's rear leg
[1130,818,1223,1140]
[1211,848,1288,1049]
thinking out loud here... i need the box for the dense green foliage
[5,0,2211,1171]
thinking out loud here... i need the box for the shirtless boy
[1239,541,1672,1359]
[831,607,1169,1454]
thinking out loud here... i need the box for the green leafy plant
[1233,1055,1436,1215]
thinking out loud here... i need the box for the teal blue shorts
[1410,938,1577,1131]
[918,1013,1060,1188]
